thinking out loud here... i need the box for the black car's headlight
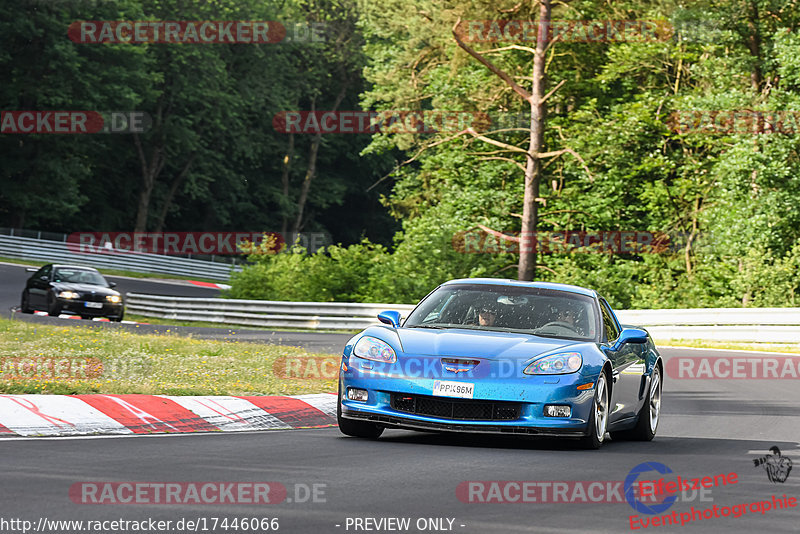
[106,295,121,303]
[58,291,80,299]
[524,352,583,375]
[353,336,396,363]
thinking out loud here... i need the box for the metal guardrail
[617,309,800,343]
[0,234,240,281]
[126,293,800,342]
[126,293,416,330]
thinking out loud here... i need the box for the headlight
[106,295,121,303]
[353,336,396,363]
[58,291,80,299]
[524,352,583,375]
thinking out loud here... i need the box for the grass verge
[0,318,337,396]
[125,313,359,335]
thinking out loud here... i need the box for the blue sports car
[337,279,663,448]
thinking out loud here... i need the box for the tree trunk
[518,0,550,281]
[745,1,763,91]
[132,132,164,233]
[153,153,197,233]
[280,132,295,235]
[292,132,321,233]
[132,101,165,233]
[292,83,348,234]
[135,181,154,233]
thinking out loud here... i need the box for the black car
[20,264,124,321]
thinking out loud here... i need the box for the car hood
[395,327,583,360]
[52,283,119,296]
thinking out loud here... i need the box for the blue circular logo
[625,462,677,515]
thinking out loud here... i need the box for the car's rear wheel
[612,365,661,442]
[47,293,62,317]
[580,371,609,449]
[20,291,33,313]
[337,382,383,439]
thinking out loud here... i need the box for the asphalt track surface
[1,264,799,533]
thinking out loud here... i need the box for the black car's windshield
[52,268,109,287]
[404,284,599,341]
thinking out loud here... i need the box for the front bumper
[58,298,124,317]
[340,353,599,437]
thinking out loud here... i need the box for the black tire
[110,312,124,322]
[337,382,383,439]
[20,291,33,313]
[579,371,609,450]
[47,293,62,317]
[612,365,662,442]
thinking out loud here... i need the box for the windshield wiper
[406,324,447,329]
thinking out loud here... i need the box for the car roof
[51,264,101,272]
[441,278,597,298]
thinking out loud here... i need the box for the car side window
[600,299,620,344]
[38,265,52,280]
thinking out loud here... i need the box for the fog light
[544,405,571,417]
[347,388,368,402]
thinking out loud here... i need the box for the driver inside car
[463,296,501,327]
[478,304,497,326]
[557,307,577,326]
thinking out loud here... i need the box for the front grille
[390,393,521,421]
[80,293,106,302]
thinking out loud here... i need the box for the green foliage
[0,0,396,245]
[228,241,389,302]
[4,0,800,309]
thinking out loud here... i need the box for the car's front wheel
[612,365,661,442]
[47,293,62,317]
[337,383,383,439]
[580,371,609,449]
[20,291,33,313]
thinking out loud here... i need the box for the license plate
[84,301,103,309]
[432,380,474,399]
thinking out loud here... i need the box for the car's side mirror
[611,328,648,351]
[377,310,402,328]
[108,282,117,288]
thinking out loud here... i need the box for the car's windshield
[52,268,109,287]
[404,284,599,341]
